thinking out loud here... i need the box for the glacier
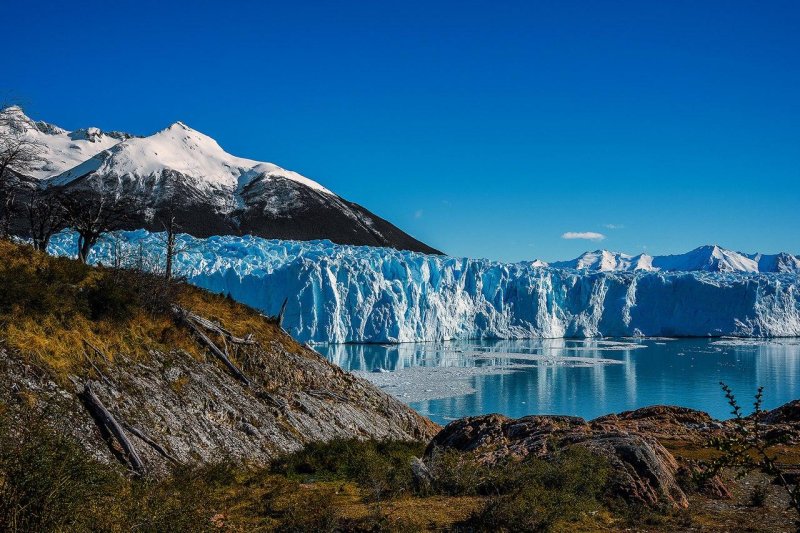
[47,230,800,344]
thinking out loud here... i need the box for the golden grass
[0,240,284,381]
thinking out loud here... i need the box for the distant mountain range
[543,245,800,273]
[2,107,440,254]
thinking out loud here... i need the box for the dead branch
[306,389,348,402]
[175,306,256,345]
[277,297,288,329]
[79,382,145,475]
[172,306,251,386]
[82,339,116,389]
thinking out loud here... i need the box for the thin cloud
[561,231,606,241]
[604,223,624,230]
[414,209,424,219]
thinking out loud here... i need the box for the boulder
[426,413,690,509]
[593,405,721,442]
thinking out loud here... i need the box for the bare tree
[155,198,194,281]
[159,204,179,281]
[59,189,139,263]
[0,188,14,238]
[0,106,45,238]
[26,187,65,251]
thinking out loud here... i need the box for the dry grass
[0,240,283,382]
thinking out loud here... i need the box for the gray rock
[0,328,439,476]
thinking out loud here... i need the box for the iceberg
[48,231,800,343]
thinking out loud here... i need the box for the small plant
[423,446,491,496]
[748,483,768,508]
[699,383,800,526]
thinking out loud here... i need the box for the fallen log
[80,382,145,475]
[176,306,256,345]
[172,307,251,387]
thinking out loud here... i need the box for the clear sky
[6,1,799,261]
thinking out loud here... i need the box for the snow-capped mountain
[0,106,133,179]
[541,245,799,273]
[749,252,800,273]
[3,108,440,254]
[550,250,654,272]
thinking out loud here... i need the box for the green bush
[459,447,610,532]
[272,438,425,500]
[0,408,123,532]
[423,446,493,496]
[121,465,229,532]
[0,406,230,532]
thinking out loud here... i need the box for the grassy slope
[0,239,281,377]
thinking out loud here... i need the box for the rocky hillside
[0,240,437,474]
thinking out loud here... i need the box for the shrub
[459,447,609,532]
[272,438,425,500]
[122,463,232,532]
[0,406,230,532]
[0,407,123,532]
[699,383,800,526]
[423,446,492,496]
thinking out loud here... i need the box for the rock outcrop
[593,405,724,442]
[425,412,695,509]
[1,331,439,475]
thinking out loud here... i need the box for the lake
[315,338,800,425]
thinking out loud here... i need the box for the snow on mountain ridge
[0,106,131,179]
[50,119,333,196]
[1,107,332,197]
[551,250,655,271]
[550,245,796,273]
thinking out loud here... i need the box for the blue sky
[7,1,799,261]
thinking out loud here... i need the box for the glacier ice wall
[48,231,800,343]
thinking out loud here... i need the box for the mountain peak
[548,245,796,273]
[166,120,192,131]
[1,104,25,117]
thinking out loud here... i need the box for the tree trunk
[165,230,175,280]
[79,382,145,474]
[172,306,251,386]
[78,233,96,263]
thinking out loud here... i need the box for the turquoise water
[316,338,800,425]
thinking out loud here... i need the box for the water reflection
[316,338,800,424]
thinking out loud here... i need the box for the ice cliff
[48,231,800,343]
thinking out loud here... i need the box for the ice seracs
[48,231,800,344]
